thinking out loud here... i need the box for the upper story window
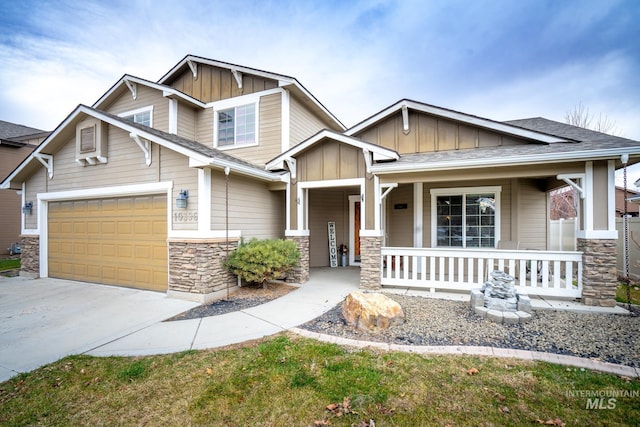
[431,186,501,248]
[217,103,256,147]
[119,106,153,127]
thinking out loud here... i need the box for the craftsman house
[3,55,640,307]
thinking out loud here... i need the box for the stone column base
[360,235,382,290]
[19,235,40,278]
[577,238,617,307]
[168,238,239,303]
[286,236,309,284]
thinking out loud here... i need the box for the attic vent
[80,126,96,152]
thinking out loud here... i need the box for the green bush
[224,239,300,287]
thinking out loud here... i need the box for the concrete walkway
[1,267,637,382]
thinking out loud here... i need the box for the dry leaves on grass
[326,397,356,417]
[535,418,566,426]
[467,367,480,376]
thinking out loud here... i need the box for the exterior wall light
[176,190,189,209]
[22,201,33,215]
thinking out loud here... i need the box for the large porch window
[431,186,501,248]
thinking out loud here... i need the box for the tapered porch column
[575,160,618,307]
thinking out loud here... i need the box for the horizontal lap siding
[177,104,196,140]
[309,190,349,267]
[159,148,198,231]
[518,179,547,250]
[46,127,160,192]
[104,86,169,133]
[211,171,284,240]
[421,179,512,248]
[386,184,413,247]
[195,108,213,145]
[290,95,328,146]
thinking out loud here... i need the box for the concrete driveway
[0,276,198,382]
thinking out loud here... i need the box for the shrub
[224,238,300,287]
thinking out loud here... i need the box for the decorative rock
[342,291,405,332]
[516,311,532,322]
[502,311,520,325]
[474,306,489,318]
[486,309,504,324]
[470,289,484,308]
[517,294,532,312]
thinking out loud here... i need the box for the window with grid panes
[436,193,496,248]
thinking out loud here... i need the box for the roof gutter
[370,147,640,174]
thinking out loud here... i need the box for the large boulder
[342,291,405,332]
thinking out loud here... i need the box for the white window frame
[430,186,501,248]
[118,106,154,127]
[212,92,263,150]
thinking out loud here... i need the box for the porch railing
[380,247,583,298]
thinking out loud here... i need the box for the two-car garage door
[48,195,168,291]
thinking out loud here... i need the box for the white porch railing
[380,247,583,298]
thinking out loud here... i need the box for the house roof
[346,99,572,144]
[370,133,640,174]
[265,129,399,171]
[1,105,283,190]
[0,120,48,147]
[93,74,207,110]
[158,54,345,131]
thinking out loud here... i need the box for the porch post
[577,160,618,307]
[359,232,382,290]
[286,233,310,284]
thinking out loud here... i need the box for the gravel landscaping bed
[301,294,640,368]
[165,282,297,321]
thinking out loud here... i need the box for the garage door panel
[48,195,167,291]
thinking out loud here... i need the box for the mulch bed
[165,281,297,321]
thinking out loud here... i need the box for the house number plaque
[173,211,198,223]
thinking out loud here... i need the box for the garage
[48,194,168,291]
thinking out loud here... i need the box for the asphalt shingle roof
[0,120,47,140]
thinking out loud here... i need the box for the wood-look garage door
[48,195,168,291]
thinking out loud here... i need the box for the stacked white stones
[470,270,532,324]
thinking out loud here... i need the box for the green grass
[0,258,20,271]
[1,334,638,426]
[616,283,640,305]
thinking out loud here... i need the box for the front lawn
[0,258,20,271]
[1,335,638,426]
[617,283,640,305]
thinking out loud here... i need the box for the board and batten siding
[356,111,530,155]
[168,65,278,103]
[214,93,282,165]
[210,170,284,240]
[296,141,365,182]
[103,85,169,134]
[308,189,350,267]
[289,95,329,147]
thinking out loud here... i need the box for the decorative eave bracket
[362,148,372,174]
[380,183,398,201]
[130,133,152,166]
[187,59,198,79]
[401,104,410,135]
[124,79,137,100]
[557,173,586,199]
[284,157,296,180]
[34,153,54,179]
[231,69,243,90]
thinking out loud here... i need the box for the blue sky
[1,0,638,143]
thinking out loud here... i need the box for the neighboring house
[3,55,640,308]
[0,121,49,256]
[551,185,639,219]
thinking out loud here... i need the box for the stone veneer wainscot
[168,238,239,303]
[286,236,309,284]
[577,238,617,307]
[19,235,39,278]
[360,235,382,290]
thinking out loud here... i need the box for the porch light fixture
[22,201,33,215]
[176,190,189,209]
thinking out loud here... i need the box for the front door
[349,195,361,265]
